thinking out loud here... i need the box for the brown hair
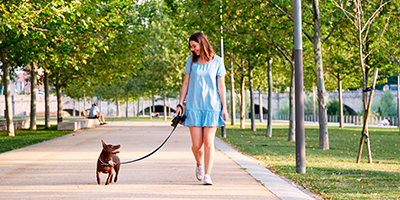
[188,32,215,63]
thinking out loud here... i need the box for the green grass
[219,125,400,200]
[0,125,73,153]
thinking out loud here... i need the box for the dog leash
[113,122,179,165]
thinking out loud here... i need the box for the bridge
[0,90,397,118]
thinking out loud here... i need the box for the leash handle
[114,125,178,165]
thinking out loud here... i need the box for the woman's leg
[203,127,217,175]
[189,126,204,165]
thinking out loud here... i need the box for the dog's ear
[101,140,106,149]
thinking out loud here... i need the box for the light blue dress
[183,55,226,127]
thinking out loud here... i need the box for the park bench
[57,118,100,131]
[0,118,30,131]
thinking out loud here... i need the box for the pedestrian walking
[176,32,227,185]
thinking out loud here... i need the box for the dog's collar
[99,157,113,166]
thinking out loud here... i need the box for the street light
[294,0,306,173]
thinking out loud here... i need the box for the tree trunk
[55,78,63,123]
[126,90,129,118]
[72,100,76,117]
[164,93,167,121]
[267,58,273,137]
[116,87,121,117]
[230,60,236,125]
[356,7,372,163]
[1,50,14,136]
[248,56,256,131]
[288,63,295,142]
[107,99,109,116]
[137,90,140,119]
[149,99,152,120]
[313,86,316,122]
[83,93,86,116]
[259,88,263,123]
[78,99,81,117]
[168,98,171,117]
[44,72,50,129]
[133,99,136,117]
[313,0,329,149]
[30,63,37,130]
[142,98,145,117]
[338,78,344,128]
[152,90,155,113]
[98,96,101,113]
[356,69,378,164]
[240,73,245,129]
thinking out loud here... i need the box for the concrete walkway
[0,121,317,200]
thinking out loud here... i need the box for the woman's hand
[221,108,228,121]
[176,105,183,116]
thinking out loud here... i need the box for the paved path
[0,122,316,200]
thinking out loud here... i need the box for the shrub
[371,90,397,116]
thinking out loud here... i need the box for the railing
[272,114,398,126]
[232,113,398,126]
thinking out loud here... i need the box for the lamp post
[294,0,306,173]
[220,1,226,138]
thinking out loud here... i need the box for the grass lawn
[0,125,74,153]
[219,125,400,200]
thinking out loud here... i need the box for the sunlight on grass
[219,125,400,199]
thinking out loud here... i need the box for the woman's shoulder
[212,55,223,65]
[185,55,193,64]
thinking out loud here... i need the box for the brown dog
[96,140,121,185]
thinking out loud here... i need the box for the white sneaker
[196,164,204,181]
[203,174,213,185]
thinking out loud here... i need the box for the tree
[332,0,394,163]
[258,2,296,140]
[0,0,48,136]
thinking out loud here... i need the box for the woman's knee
[203,127,216,148]
[203,139,214,149]
[192,142,203,151]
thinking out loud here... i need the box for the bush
[277,93,318,116]
[276,98,289,116]
[371,90,397,116]
[327,98,350,115]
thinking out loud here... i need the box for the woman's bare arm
[176,73,190,116]
[217,76,227,121]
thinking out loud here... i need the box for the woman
[176,32,227,185]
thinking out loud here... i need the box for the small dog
[96,140,121,185]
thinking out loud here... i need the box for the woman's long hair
[189,32,215,63]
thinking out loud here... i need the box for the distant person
[89,103,107,125]
[378,119,391,126]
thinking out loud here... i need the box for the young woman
[176,32,227,185]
